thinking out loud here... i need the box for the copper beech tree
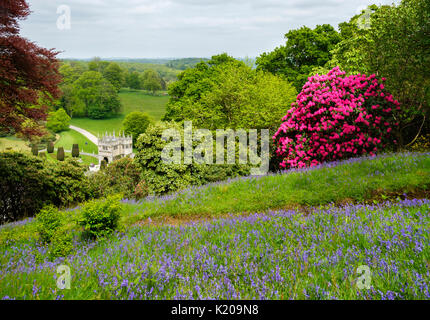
[0,0,62,139]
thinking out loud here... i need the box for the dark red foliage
[0,0,62,139]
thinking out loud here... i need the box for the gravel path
[69,125,99,145]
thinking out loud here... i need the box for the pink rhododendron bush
[273,67,401,169]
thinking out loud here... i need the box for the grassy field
[70,89,169,136]
[0,136,31,153]
[46,152,99,166]
[55,129,98,155]
[120,152,430,224]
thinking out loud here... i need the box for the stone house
[97,131,133,164]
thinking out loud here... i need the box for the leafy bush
[49,226,74,259]
[31,144,38,156]
[36,205,63,243]
[134,121,250,196]
[88,157,141,199]
[46,158,93,208]
[273,67,400,169]
[72,144,79,158]
[0,152,54,224]
[100,159,107,170]
[0,152,94,223]
[409,134,430,152]
[79,194,122,239]
[47,141,54,153]
[57,147,65,161]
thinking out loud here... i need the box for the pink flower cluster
[273,67,400,169]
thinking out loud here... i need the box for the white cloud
[20,0,400,59]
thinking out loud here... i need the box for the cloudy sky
[21,0,398,59]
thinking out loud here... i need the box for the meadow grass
[46,152,99,166]
[70,89,168,136]
[55,129,98,154]
[122,152,430,223]
[2,152,428,246]
[1,199,428,300]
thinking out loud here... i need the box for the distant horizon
[60,56,254,62]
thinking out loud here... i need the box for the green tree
[57,62,87,117]
[256,24,341,90]
[164,54,297,132]
[46,108,71,133]
[122,111,151,144]
[141,70,162,94]
[103,62,124,92]
[125,71,142,90]
[329,0,430,146]
[73,71,121,119]
[88,57,109,73]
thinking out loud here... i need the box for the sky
[20,0,398,59]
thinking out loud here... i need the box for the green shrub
[31,144,38,156]
[100,160,107,170]
[57,147,65,161]
[134,121,251,197]
[0,152,94,223]
[79,194,122,239]
[72,144,79,158]
[36,206,63,244]
[45,158,92,208]
[88,157,141,199]
[0,152,55,224]
[39,152,46,158]
[49,226,74,259]
[409,134,430,152]
[47,141,54,153]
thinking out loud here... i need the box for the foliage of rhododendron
[273,67,401,169]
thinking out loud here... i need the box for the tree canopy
[328,0,430,145]
[256,24,341,91]
[122,111,152,144]
[141,70,164,93]
[72,71,121,119]
[0,0,62,139]
[164,54,297,131]
[103,62,124,92]
[46,108,71,133]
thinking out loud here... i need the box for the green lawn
[55,129,98,154]
[0,136,31,152]
[69,89,168,136]
[122,152,430,224]
[46,152,99,166]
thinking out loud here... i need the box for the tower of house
[97,131,133,164]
